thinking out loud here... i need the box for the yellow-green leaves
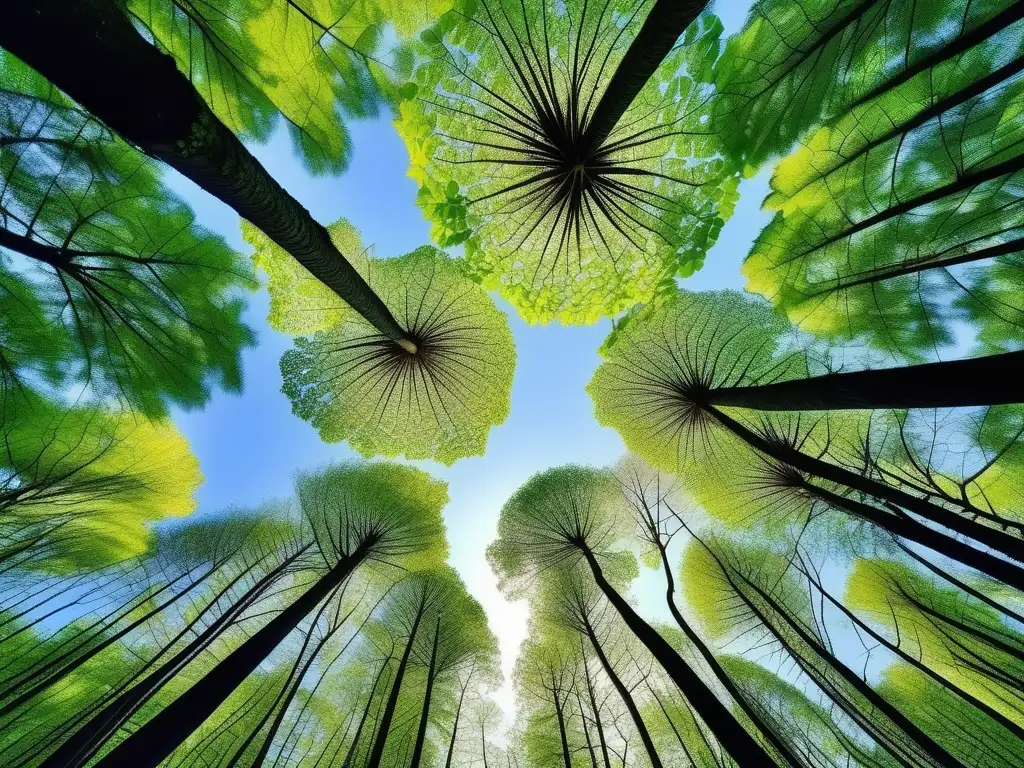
[252,220,515,464]
[397,4,734,324]
[1,391,202,571]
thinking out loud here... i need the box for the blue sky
[165,0,771,716]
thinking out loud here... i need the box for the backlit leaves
[250,227,515,463]
[398,2,736,324]
[0,52,256,416]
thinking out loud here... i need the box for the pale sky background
[164,0,774,721]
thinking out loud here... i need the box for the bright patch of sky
[163,0,770,723]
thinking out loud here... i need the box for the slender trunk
[341,654,392,768]
[583,621,663,768]
[41,550,300,768]
[709,350,1024,411]
[551,676,573,768]
[851,3,1024,108]
[410,616,441,768]
[705,405,1024,563]
[580,641,612,768]
[804,566,1024,740]
[736,573,965,768]
[579,1,710,156]
[657,544,800,766]
[0,0,414,350]
[574,687,599,768]
[798,152,1024,257]
[646,683,698,766]
[366,594,426,768]
[577,546,775,766]
[92,537,376,768]
[481,723,489,768]
[892,539,1024,625]
[806,480,1024,591]
[225,595,339,768]
[0,565,218,716]
[442,669,472,768]
[814,234,1024,295]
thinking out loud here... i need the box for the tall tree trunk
[365,594,426,768]
[851,3,1024,107]
[579,1,709,156]
[645,683,699,766]
[735,572,965,768]
[551,675,573,768]
[41,550,303,768]
[577,546,776,766]
[656,543,803,766]
[582,621,663,768]
[801,564,1024,740]
[805,480,1024,590]
[442,667,473,768]
[410,616,441,768]
[341,654,393,768]
[0,0,415,351]
[705,405,1024,564]
[891,539,1024,624]
[0,564,220,716]
[708,350,1024,411]
[92,537,376,768]
[580,640,612,768]
[574,688,599,768]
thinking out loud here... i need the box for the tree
[712,0,1024,170]
[742,11,1024,359]
[488,464,780,765]
[1,0,413,349]
[85,460,448,768]
[398,0,736,324]
[248,221,516,463]
[588,289,1024,584]
[682,536,969,767]
[1,388,202,571]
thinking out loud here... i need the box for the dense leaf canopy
[398,1,737,324]
[249,220,515,463]
[0,52,256,416]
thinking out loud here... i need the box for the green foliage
[0,51,257,416]
[714,0,1023,170]
[249,220,515,464]
[735,0,1024,358]
[398,3,737,324]
[125,0,440,174]
[0,388,202,570]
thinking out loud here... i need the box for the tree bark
[0,0,414,351]
[365,593,426,768]
[580,642,612,768]
[709,350,1024,411]
[410,616,441,768]
[577,546,776,766]
[705,405,1024,564]
[583,621,663,768]
[442,668,472,768]
[579,1,709,156]
[92,537,375,768]
[340,654,392,768]
[551,676,573,768]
